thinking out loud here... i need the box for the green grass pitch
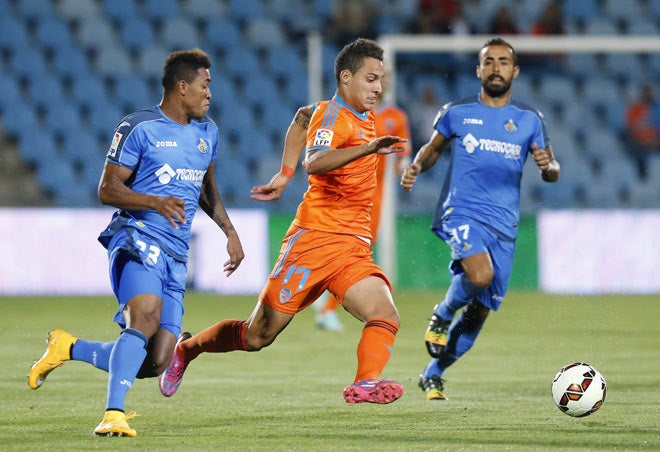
[2,291,658,451]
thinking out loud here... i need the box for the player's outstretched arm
[372,135,410,155]
[251,105,313,202]
[532,143,560,182]
[200,162,245,276]
[401,131,448,192]
[98,161,187,229]
[305,135,408,175]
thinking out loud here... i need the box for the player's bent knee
[243,333,276,351]
[151,359,171,376]
[382,309,400,325]
[136,359,161,379]
[468,272,493,289]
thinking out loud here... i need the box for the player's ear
[340,69,352,86]
[476,65,481,78]
[512,65,520,79]
[178,79,188,95]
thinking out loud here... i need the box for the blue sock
[424,309,486,378]
[435,274,486,321]
[106,328,147,412]
[71,340,114,372]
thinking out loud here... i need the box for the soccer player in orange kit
[315,69,412,330]
[159,38,408,404]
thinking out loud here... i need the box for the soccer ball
[551,362,607,417]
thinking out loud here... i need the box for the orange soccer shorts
[259,226,391,315]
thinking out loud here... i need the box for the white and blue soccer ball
[551,362,607,417]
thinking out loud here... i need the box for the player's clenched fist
[400,162,421,192]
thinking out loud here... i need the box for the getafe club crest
[504,119,518,133]
[197,138,209,153]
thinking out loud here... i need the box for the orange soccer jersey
[293,95,379,240]
[372,102,412,241]
[259,95,390,314]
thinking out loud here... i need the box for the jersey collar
[333,92,370,121]
[478,93,511,108]
[156,105,193,125]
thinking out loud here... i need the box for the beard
[482,76,511,98]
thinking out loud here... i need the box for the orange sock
[182,320,247,361]
[322,293,340,313]
[354,318,399,382]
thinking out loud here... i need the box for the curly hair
[162,48,211,91]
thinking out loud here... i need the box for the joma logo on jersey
[156,140,178,148]
[463,118,483,125]
[313,128,333,147]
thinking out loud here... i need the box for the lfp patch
[109,131,122,157]
[313,128,333,147]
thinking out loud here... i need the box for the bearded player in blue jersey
[401,38,560,401]
[28,48,245,436]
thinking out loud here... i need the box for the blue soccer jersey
[98,106,219,261]
[432,95,549,239]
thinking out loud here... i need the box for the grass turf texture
[3,291,658,451]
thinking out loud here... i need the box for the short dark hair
[334,38,384,85]
[162,48,211,91]
[480,37,518,65]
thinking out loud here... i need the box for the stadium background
[0,0,658,294]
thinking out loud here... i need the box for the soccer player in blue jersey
[401,38,560,400]
[28,48,245,436]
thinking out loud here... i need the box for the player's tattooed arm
[294,104,313,129]
[212,204,239,238]
[200,164,245,274]
[199,163,235,236]
[281,104,313,169]
[99,161,186,228]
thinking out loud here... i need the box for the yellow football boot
[418,374,448,401]
[28,329,77,389]
[424,314,451,358]
[93,410,138,437]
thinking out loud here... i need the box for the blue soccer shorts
[434,214,515,311]
[107,228,186,337]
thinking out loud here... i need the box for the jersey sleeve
[534,110,550,149]
[106,120,141,169]
[210,124,219,161]
[434,102,454,139]
[306,102,350,152]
